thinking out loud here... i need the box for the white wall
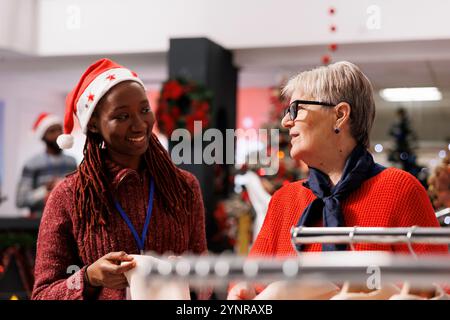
[0,0,38,54]
[1,0,449,56]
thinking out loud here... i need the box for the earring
[101,141,106,149]
[334,128,340,134]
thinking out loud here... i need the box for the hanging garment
[123,255,190,300]
[389,283,449,300]
[253,280,340,300]
[330,282,400,300]
[235,171,271,241]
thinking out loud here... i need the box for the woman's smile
[126,134,148,146]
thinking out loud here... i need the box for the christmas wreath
[156,78,213,137]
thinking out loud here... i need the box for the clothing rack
[291,226,450,246]
[139,251,450,287]
[137,227,450,287]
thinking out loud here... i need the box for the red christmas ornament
[330,25,337,32]
[321,55,331,65]
[329,43,338,52]
[329,7,335,15]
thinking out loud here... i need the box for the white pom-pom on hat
[56,134,74,149]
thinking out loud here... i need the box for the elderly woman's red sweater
[32,160,207,300]
[250,167,448,256]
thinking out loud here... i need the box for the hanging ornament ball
[330,25,337,32]
[329,7,336,15]
[322,55,331,65]
[329,43,338,51]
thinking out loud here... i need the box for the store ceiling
[235,39,450,89]
[2,39,450,91]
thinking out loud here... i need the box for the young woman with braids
[32,59,206,300]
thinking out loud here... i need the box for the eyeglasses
[284,100,335,121]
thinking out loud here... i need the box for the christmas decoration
[322,55,332,65]
[321,5,339,65]
[387,108,428,188]
[214,194,252,254]
[0,232,37,299]
[156,78,213,137]
[329,43,338,52]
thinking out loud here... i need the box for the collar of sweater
[104,157,148,192]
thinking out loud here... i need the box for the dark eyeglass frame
[284,99,335,121]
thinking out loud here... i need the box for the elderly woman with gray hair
[228,61,448,300]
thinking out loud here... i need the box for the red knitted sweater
[32,159,207,300]
[250,168,448,257]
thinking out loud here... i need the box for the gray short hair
[283,61,375,148]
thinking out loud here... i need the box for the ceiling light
[379,87,442,102]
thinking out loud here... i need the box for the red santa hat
[33,112,62,139]
[57,58,145,149]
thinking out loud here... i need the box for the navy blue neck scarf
[296,144,385,251]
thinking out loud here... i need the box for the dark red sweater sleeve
[187,173,207,255]
[31,180,89,300]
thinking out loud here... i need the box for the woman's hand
[254,281,340,300]
[86,251,136,289]
[227,282,257,300]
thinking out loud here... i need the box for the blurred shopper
[229,61,447,300]
[32,59,207,300]
[16,113,77,217]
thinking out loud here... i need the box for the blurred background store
[0,0,449,299]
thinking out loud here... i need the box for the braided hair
[74,131,193,229]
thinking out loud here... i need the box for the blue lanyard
[114,177,155,255]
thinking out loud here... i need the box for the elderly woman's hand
[227,282,257,300]
[86,251,136,289]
